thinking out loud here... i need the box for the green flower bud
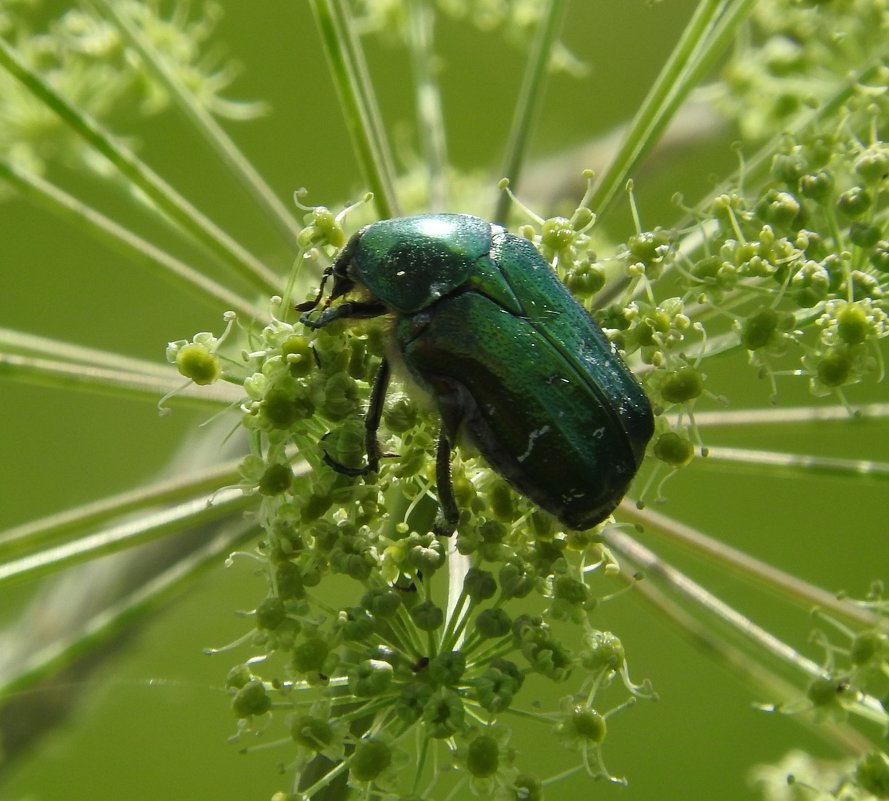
[466,734,500,778]
[473,660,523,714]
[255,597,287,630]
[258,463,293,496]
[463,567,497,601]
[225,664,252,690]
[499,562,534,599]
[798,169,833,199]
[422,688,465,738]
[816,348,851,387]
[349,658,394,697]
[383,396,418,433]
[660,366,704,404]
[836,303,869,345]
[176,342,221,385]
[361,587,402,618]
[282,335,315,377]
[837,186,871,218]
[231,680,271,718]
[410,600,444,631]
[855,752,889,798]
[275,561,305,600]
[653,432,695,467]
[567,707,607,743]
[350,737,392,782]
[428,651,467,685]
[553,576,589,606]
[475,608,512,639]
[292,636,330,674]
[291,714,334,750]
[848,221,881,248]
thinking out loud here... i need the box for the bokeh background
[1,2,885,799]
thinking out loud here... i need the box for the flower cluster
[0,1,261,180]
[751,584,889,800]
[175,192,659,798]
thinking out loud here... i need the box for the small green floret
[836,303,870,345]
[855,751,889,798]
[282,335,315,377]
[422,688,465,738]
[850,631,887,666]
[653,432,695,467]
[568,707,607,743]
[836,186,871,218]
[475,608,512,639]
[512,774,544,801]
[410,600,444,631]
[292,636,330,674]
[349,658,394,697]
[466,734,500,778]
[255,597,287,630]
[806,675,848,709]
[231,679,271,718]
[258,463,293,496]
[291,714,334,750]
[463,567,497,601]
[659,366,704,404]
[741,307,793,350]
[350,737,392,782]
[175,342,221,385]
[816,348,851,387]
[799,169,833,199]
[428,651,467,685]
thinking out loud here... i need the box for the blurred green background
[1,2,885,799]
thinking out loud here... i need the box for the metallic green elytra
[298,213,653,534]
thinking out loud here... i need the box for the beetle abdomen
[399,290,646,530]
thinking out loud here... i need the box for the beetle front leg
[433,429,459,537]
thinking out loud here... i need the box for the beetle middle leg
[321,357,391,476]
[432,429,459,537]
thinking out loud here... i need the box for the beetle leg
[364,357,391,472]
[316,357,391,477]
[300,299,388,329]
[294,265,334,313]
[433,429,459,537]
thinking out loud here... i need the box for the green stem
[90,0,301,249]
[617,561,875,753]
[0,456,249,558]
[0,515,257,698]
[310,0,400,219]
[604,527,888,731]
[701,446,889,482]
[407,0,448,212]
[0,351,242,407]
[617,502,883,630]
[0,326,177,376]
[0,35,280,295]
[693,402,889,427]
[0,486,257,586]
[494,0,569,224]
[591,0,755,219]
[0,160,266,321]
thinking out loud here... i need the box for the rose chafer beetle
[298,213,653,534]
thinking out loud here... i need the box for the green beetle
[299,213,653,534]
